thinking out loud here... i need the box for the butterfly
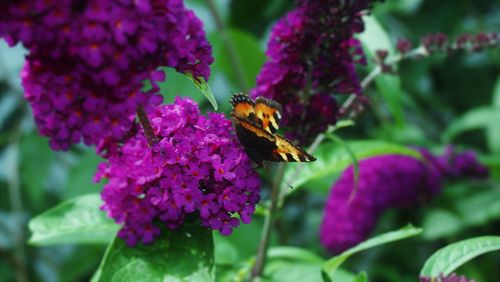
[230,93,316,166]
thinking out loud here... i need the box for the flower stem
[7,137,28,282]
[339,45,428,116]
[136,105,158,147]
[250,163,286,280]
[278,46,429,204]
[204,0,249,91]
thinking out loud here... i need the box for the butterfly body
[230,93,316,166]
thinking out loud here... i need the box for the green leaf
[211,28,266,90]
[57,245,106,282]
[353,272,368,282]
[214,217,266,262]
[455,188,500,227]
[330,269,357,282]
[29,194,118,245]
[359,15,404,126]
[157,68,207,105]
[64,151,104,199]
[422,209,462,240]
[283,140,421,193]
[420,236,500,277]
[322,224,422,277]
[185,74,218,110]
[487,76,500,154]
[266,262,324,282]
[373,0,424,14]
[324,133,360,201]
[93,224,214,282]
[19,133,56,211]
[423,188,500,240]
[442,106,496,142]
[267,246,324,264]
[213,234,239,265]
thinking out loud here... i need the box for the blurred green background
[1,0,499,281]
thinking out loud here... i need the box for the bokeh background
[0,0,499,281]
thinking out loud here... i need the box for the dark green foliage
[1,1,499,282]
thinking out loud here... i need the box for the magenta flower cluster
[320,148,488,254]
[95,97,260,246]
[421,32,499,54]
[251,0,377,144]
[392,32,499,56]
[1,0,213,150]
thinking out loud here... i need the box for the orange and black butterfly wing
[254,96,282,134]
[230,94,316,165]
[230,93,257,123]
[267,134,316,162]
[231,114,277,166]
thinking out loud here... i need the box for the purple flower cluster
[396,38,413,54]
[1,0,213,150]
[95,97,260,246]
[420,273,476,282]
[251,0,378,144]
[391,32,499,55]
[421,32,499,54]
[320,148,488,254]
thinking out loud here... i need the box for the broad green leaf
[487,76,500,154]
[424,188,500,240]
[212,28,266,90]
[267,246,324,264]
[353,272,368,282]
[214,216,267,262]
[266,262,324,282]
[263,247,325,282]
[323,224,422,277]
[331,269,357,282]
[324,133,360,201]
[158,68,207,105]
[56,245,106,282]
[0,41,26,84]
[64,151,104,199]
[359,15,404,126]
[29,194,118,245]
[185,74,218,110]
[455,188,500,228]
[283,140,421,192]
[19,133,56,211]
[373,0,423,14]
[442,106,496,142]
[422,209,462,240]
[93,224,214,282]
[213,234,239,265]
[479,154,500,180]
[420,236,500,277]
[0,94,19,130]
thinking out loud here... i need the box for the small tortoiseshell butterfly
[230,93,316,166]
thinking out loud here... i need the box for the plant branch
[250,163,286,280]
[7,133,28,282]
[204,0,249,91]
[340,45,428,115]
